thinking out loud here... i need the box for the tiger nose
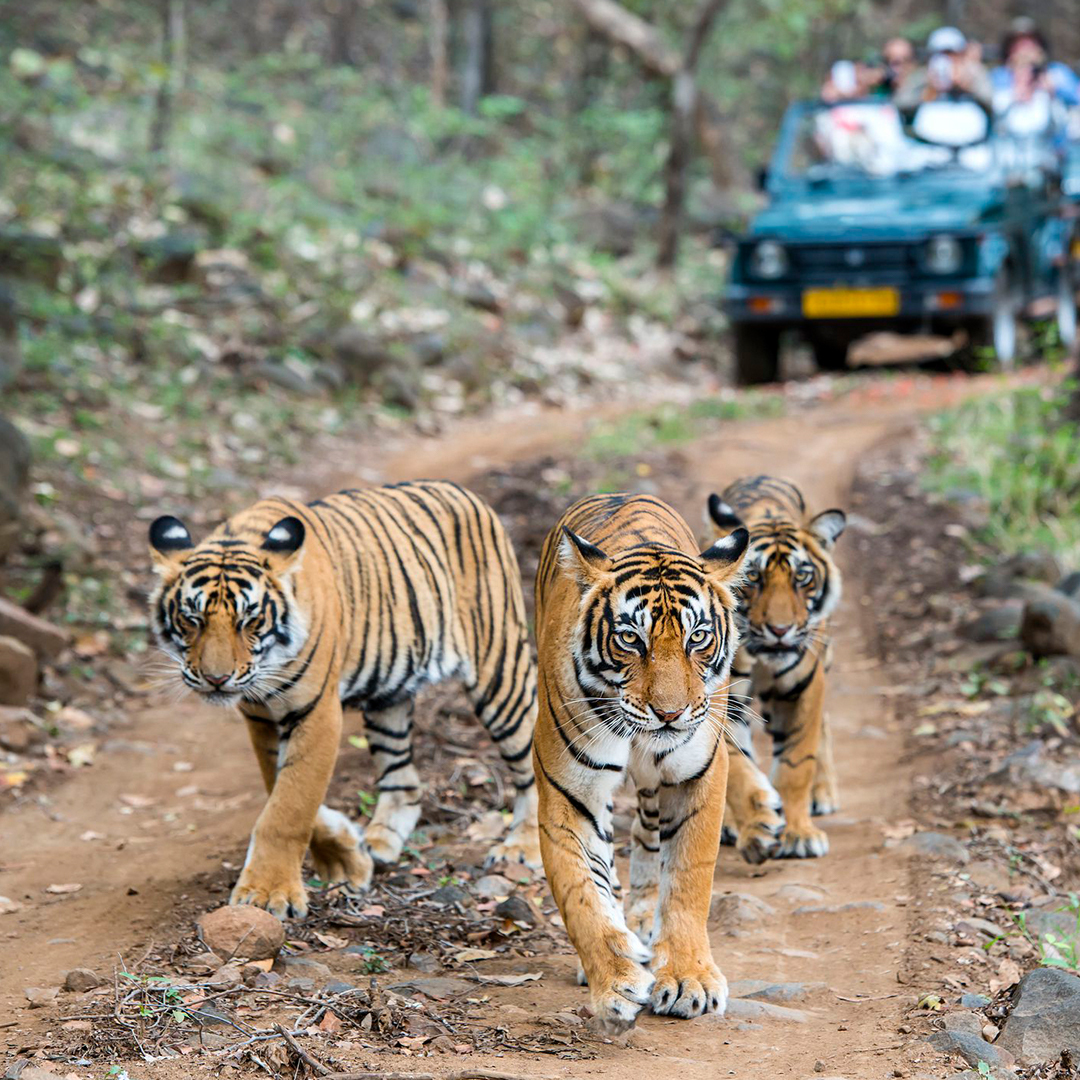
[204,672,230,687]
[767,623,791,639]
[654,707,685,724]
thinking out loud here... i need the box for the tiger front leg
[810,714,840,816]
[771,664,829,858]
[363,702,423,865]
[723,700,783,864]
[232,697,343,919]
[625,785,660,944]
[536,759,653,1033]
[650,736,729,1020]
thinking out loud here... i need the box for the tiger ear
[559,527,612,584]
[699,526,749,582]
[262,516,306,575]
[808,509,846,549]
[149,515,195,575]
[707,493,743,533]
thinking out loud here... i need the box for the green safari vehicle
[726,97,1077,383]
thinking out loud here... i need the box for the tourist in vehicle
[895,27,993,114]
[881,37,917,99]
[991,16,1080,109]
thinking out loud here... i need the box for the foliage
[926,382,1080,567]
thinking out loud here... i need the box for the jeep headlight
[749,240,788,279]
[926,235,962,274]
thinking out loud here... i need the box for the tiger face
[708,494,844,667]
[148,514,309,707]
[558,527,748,738]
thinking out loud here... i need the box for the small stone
[501,1004,531,1020]
[0,894,23,914]
[728,979,818,1003]
[241,962,270,985]
[814,1063,826,1074]
[494,895,538,927]
[793,900,885,915]
[197,905,285,961]
[0,636,36,706]
[24,985,59,1008]
[0,706,45,753]
[926,1031,1015,1070]
[253,970,281,990]
[773,883,826,903]
[63,968,103,992]
[388,976,474,999]
[982,1022,999,1041]
[943,1011,985,1036]
[721,998,809,1022]
[208,963,243,987]
[959,993,991,1008]
[186,950,224,971]
[287,976,316,992]
[276,955,332,981]
[710,892,776,926]
[901,831,970,865]
[429,884,471,906]
[473,874,514,898]
[407,951,440,973]
[324,980,357,995]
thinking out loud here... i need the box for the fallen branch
[276,1024,332,1077]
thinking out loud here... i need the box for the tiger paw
[650,958,727,1019]
[811,787,840,816]
[363,822,407,865]
[231,868,308,920]
[625,891,659,945]
[587,960,655,1034]
[310,808,373,891]
[484,823,542,869]
[777,822,829,858]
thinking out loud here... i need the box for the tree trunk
[429,0,449,106]
[326,0,359,66]
[656,0,728,268]
[459,0,492,114]
[149,0,184,154]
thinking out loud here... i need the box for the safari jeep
[726,96,1078,383]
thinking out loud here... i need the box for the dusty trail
[0,374,1016,1077]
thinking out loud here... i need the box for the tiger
[148,480,540,919]
[532,492,749,1032]
[705,475,846,863]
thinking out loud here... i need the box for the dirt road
[0,373,1018,1078]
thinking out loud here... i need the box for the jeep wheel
[733,324,781,385]
[966,271,1020,370]
[808,335,849,373]
[1056,264,1078,352]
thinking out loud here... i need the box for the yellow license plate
[802,287,900,318]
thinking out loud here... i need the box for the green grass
[926,382,1080,567]
[583,391,785,461]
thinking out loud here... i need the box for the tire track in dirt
[0,374,1025,1076]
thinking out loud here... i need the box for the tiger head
[147,514,309,706]
[558,526,748,738]
[707,493,845,666]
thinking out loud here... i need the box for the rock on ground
[197,905,285,961]
[900,831,970,865]
[998,967,1080,1064]
[1020,585,1080,657]
[927,1030,1015,1069]
[719,998,809,1023]
[63,968,103,992]
[710,892,776,926]
[0,597,69,660]
[0,635,37,706]
[0,706,46,753]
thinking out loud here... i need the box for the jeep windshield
[773,99,994,186]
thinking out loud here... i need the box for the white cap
[927,26,966,53]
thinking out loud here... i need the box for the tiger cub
[149,481,540,919]
[533,493,748,1031]
[706,475,846,863]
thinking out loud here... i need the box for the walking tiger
[149,480,539,919]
